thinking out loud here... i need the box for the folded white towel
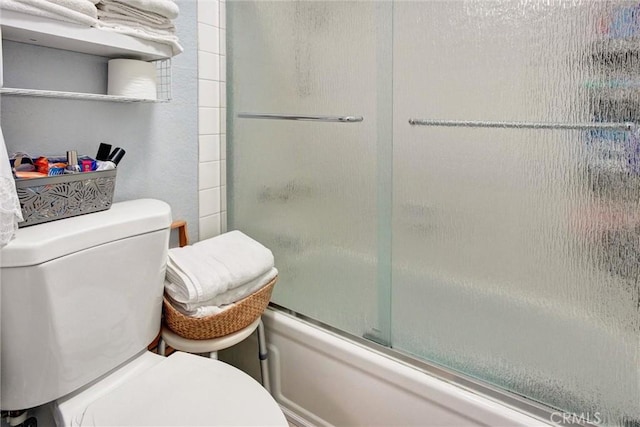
[0,0,97,25]
[172,302,228,319]
[96,21,183,54]
[165,268,278,318]
[166,230,275,304]
[166,267,278,310]
[0,126,23,248]
[119,0,177,19]
[44,0,96,17]
[98,9,175,31]
[98,1,173,27]
[98,0,178,19]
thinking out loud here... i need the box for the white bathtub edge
[263,309,552,427]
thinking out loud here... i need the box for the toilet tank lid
[1,199,172,268]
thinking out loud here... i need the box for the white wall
[0,0,199,239]
[2,0,226,242]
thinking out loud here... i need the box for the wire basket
[15,169,117,227]
[154,58,172,102]
[163,276,277,340]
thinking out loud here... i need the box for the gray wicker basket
[15,169,117,227]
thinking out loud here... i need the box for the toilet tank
[0,199,172,410]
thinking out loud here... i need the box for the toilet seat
[55,352,287,426]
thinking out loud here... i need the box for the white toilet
[0,199,287,426]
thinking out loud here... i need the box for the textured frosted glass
[393,2,640,425]
[227,2,390,338]
[229,0,639,423]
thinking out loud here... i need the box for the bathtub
[220,308,552,427]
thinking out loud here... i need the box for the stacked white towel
[164,231,278,318]
[0,0,182,54]
[96,0,183,55]
[0,0,98,26]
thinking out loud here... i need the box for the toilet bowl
[0,199,287,426]
[55,352,286,426]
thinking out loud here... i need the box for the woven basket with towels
[162,277,276,340]
[163,228,277,340]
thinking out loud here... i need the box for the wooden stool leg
[171,220,189,247]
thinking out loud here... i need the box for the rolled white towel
[166,230,275,304]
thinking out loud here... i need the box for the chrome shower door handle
[407,118,636,131]
[238,113,364,123]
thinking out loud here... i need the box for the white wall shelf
[0,87,168,103]
[0,10,174,102]
[1,10,173,61]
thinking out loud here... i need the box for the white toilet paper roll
[108,59,157,100]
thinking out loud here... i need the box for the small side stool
[158,316,271,392]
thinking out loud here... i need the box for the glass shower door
[392,1,640,425]
[227,1,393,342]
